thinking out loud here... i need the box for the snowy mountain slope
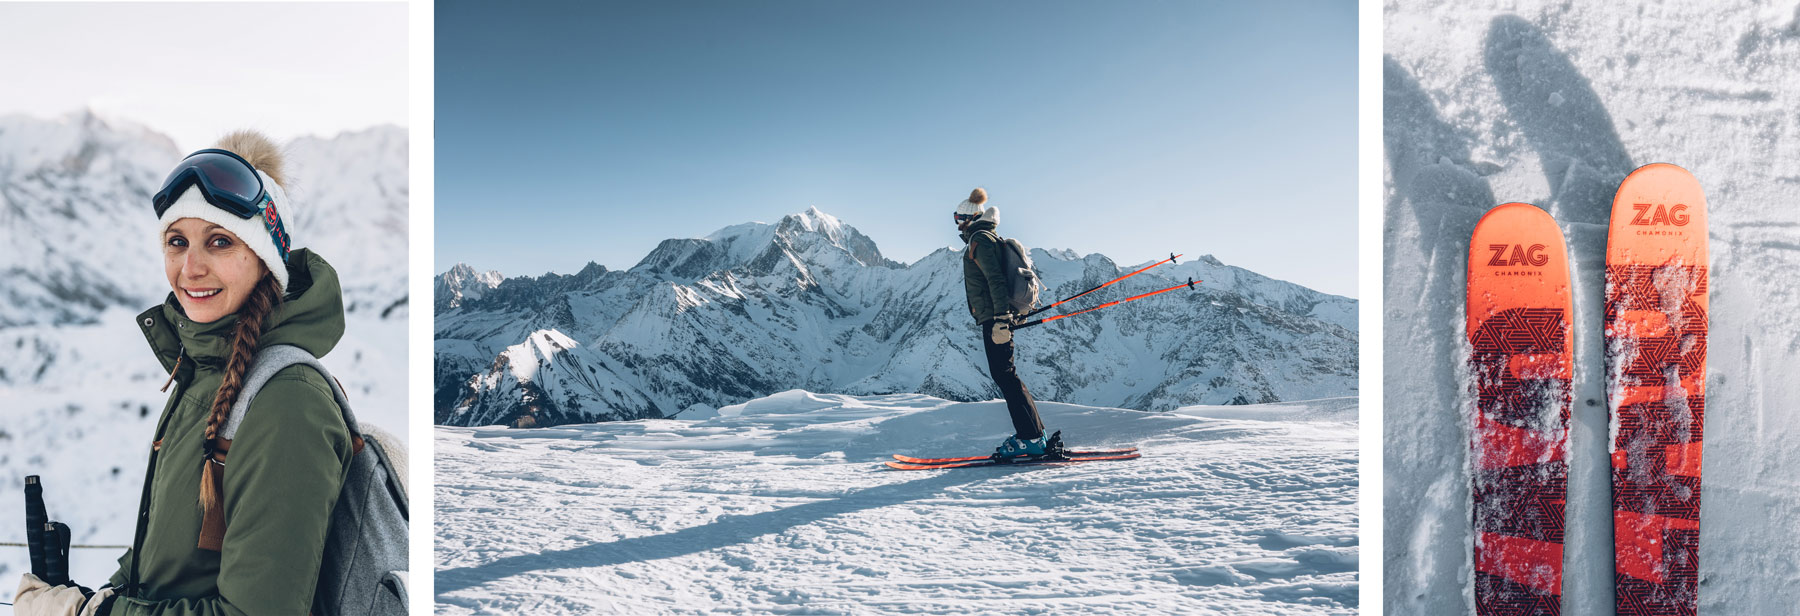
[0,112,409,328]
[434,262,503,310]
[0,113,410,604]
[1384,2,1800,613]
[434,392,1358,614]
[435,208,1358,427]
[282,125,411,318]
[0,111,176,328]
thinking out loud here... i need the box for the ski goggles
[953,211,982,224]
[150,149,268,219]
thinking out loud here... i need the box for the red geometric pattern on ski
[1606,163,1707,616]
[1475,533,1564,595]
[1467,202,1572,615]
[1474,571,1564,616]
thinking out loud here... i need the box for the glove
[990,314,1015,345]
[77,587,116,616]
[12,573,88,616]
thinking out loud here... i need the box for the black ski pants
[982,321,1045,440]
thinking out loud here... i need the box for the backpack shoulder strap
[220,344,360,441]
[198,345,364,552]
[968,229,1001,258]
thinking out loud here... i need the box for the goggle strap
[259,196,291,263]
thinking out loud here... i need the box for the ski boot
[991,430,1067,462]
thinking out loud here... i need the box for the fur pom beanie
[155,130,296,291]
[954,187,998,225]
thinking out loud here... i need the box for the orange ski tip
[1607,162,1707,269]
[1466,202,1572,337]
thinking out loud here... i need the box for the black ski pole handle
[43,521,73,586]
[26,475,49,578]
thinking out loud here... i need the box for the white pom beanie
[955,187,998,225]
[155,144,296,291]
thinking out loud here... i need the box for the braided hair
[197,274,283,511]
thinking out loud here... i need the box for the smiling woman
[10,130,407,615]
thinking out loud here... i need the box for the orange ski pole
[1015,277,1199,330]
[1023,253,1182,320]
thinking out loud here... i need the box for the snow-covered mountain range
[435,208,1357,428]
[0,110,409,330]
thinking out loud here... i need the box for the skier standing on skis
[954,187,1052,457]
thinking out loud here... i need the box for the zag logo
[1487,244,1549,267]
[1630,203,1689,226]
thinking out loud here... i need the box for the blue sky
[437,0,1357,297]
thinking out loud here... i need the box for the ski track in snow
[435,392,1358,614]
[1385,1,1800,613]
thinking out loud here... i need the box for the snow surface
[435,392,1358,614]
[0,114,409,606]
[1384,1,1800,613]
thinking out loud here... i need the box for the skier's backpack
[981,230,1043,313]
[218,344,409,615]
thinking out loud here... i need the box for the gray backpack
[222,344,409,615]
[981,230,1042,313]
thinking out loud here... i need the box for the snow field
[435,392,1357,614]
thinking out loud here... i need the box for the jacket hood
[138,248,345,372]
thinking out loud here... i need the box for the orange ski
[892,448,1139,465]
[884,453,1142,470]
[1606,164,1707,615]
[1467,202,1573,614]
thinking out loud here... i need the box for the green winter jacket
[960,220,1012,324]
[107,249,353,616]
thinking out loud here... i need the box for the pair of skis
[886,431,1141,470]
[1468,164,1707,614]
[885,448,1142,470]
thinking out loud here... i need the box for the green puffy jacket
[107,249,353,616]
[960,220,1012,324]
